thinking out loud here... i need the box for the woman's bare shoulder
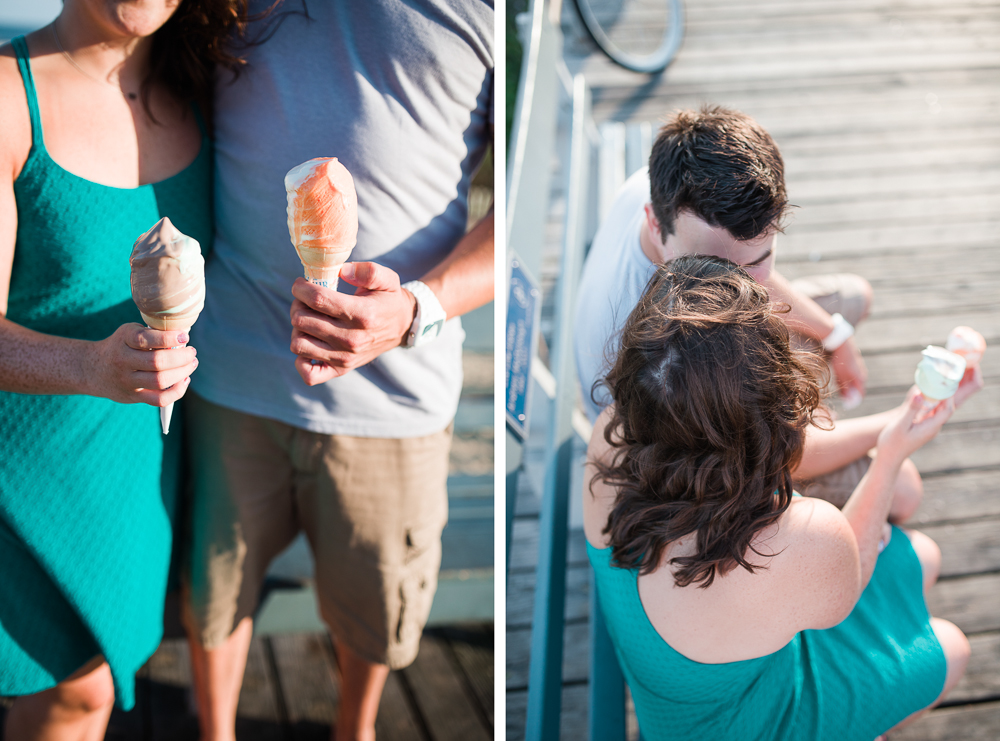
[764,496,862,629]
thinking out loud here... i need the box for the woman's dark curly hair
[143,0,299,120]
[592,255,825,588]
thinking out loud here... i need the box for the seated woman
[584,255,977,741]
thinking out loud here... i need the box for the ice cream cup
[914,345,966,421]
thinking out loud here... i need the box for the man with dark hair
[575,105,922,521]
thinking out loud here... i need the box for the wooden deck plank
[950,631,1000,704]
[780,224,1000,261]
[375,670,428,741]
[268,632,339,740]
[911,469,1000,527]
[506,621,589,690]
[507,563,591,629]
[895,700,1000,741]
[234,638,285,741]
[440,625,496,729]
[929,574,1000,635]
[506,684,589,741]
[401,631,492,741]
[921,519,1000,578]
[146,639,200,741]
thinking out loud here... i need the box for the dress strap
[10,36,44,148]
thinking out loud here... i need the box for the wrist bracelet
[401,280,446,348]
[821,313,855,352]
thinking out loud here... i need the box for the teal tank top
[588,524,945,740]
[0,36,212,709]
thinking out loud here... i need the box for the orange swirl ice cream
[284,157,358,289]
[130,216,205,433]
[946,326,986,369]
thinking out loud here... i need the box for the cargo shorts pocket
[394,522,443,648]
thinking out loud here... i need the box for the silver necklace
[51,21,138,100]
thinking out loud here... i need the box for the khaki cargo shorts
[181,392,451,669]
[788,272,873,505]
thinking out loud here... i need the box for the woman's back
[584,407,858,663]
[588,527,944,741]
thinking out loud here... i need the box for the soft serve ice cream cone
[130,217,205,434]
[284,157,358,289]
[946,326,986,369]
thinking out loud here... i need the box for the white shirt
[574,168,657,423]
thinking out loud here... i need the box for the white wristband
[401,280,446,348]
[821,313,855,352]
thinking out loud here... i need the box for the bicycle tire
[572,0,684,74]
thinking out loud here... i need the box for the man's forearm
[794,409,895,480]
[765,268,835,343]
[419,205,494,319]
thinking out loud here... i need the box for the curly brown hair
[592,255,824,588]
[648,105,789,242]
[143,0,292,121]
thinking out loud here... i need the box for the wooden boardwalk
[508,0,1000,738]
[0,626,493,741]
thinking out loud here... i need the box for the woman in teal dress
[0,1,247,737]
[584,255,980,740]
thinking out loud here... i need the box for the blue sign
[505,254,540,441]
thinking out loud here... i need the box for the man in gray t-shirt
[183,3,493,738]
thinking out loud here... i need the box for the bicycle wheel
[572,0,684,74]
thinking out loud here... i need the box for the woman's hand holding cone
[87,323,197,406]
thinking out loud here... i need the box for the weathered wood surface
[508,0,1000,738]
[0,627,492,741]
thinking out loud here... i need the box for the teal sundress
[0,36,212,709]
[589,522,947,740]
